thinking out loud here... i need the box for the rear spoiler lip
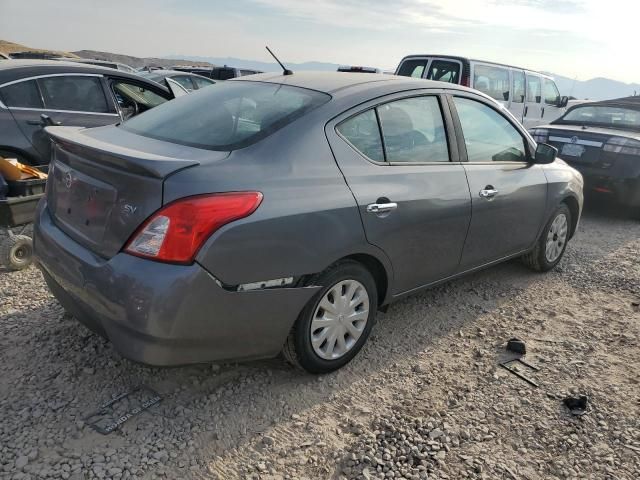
[45,126,201,179]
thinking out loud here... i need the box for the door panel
[450,95,547,269]
[509,69,526,124]
[327,94,471,294]
[523,74,543,129]
[8,109,118,162]
[459,163,547,268]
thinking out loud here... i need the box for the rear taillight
[531,129,548,143]
[125,192,263,264]
[603,137,640,155]
[460,71,470,87]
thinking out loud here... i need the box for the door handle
[479,187,499,199]
[27,114,62,127]
[366,202,398,215]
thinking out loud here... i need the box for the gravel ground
[1,201,639,480]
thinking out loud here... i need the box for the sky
[1,0,639,83]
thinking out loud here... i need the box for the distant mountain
[72,50,212,69]
[170,55,638,101]
[547,72,640,101]
[162,54,340,72]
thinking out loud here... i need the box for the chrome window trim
[5,106,119,116]
[0,73,104,89]
[0,73,118,115]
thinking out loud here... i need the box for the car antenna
[266,46,293,76]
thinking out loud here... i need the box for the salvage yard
[1,201,639,480]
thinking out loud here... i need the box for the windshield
[557,105,640,130]
[121,81,331,150]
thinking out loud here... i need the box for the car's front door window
[453,96,527,162]
[111,81,169,119]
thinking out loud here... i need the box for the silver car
[33,72,583,373]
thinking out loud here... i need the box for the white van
[395,55,568,129]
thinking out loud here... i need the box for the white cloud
[0,0,639,82]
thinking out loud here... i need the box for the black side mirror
[534,143,557,164]
[558,95,569,108]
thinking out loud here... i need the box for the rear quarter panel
[542,160,584,236]
[162,108,394,289]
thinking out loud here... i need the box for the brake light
[603,137,640,155]
[125,192,263,264]
[460,71,470,87]
[531,129,549,143]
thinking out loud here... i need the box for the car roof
[0,60,164,89]
[232,71,470,96]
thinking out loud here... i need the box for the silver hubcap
[310,279,370,360]
[545,213,568,263]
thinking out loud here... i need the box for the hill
[72,50,212,69]
[0,39,77,58]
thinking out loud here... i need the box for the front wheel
[283,260,378,374]
[522,204,571,272]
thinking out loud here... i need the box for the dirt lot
[1,201,639,480]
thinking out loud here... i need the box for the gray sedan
[33,72,583,373]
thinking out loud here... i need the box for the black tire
[0,234,33,271]
[522,204,571,272]
[283,260,378,374]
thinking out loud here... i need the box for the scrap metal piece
[499,358,540,388]
[506,337,526,354]
[84,385,162,435]
[563,394,589,416]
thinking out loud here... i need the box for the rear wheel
[283,260,378,373]
[522,204,571,272]
[0,234,33,271]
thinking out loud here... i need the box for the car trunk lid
[45,125,229,259]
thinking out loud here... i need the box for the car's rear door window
[121,81,331,150]
[426,60,460,84]
[453,96,527,162]
[378,96,449,163]
[397,59,429,78]
[38,76,110,113]
[473,65,510,101]
[192,76,215,89]
[0,80,43,108]
[172,75,195,92]
[336,109,384,162]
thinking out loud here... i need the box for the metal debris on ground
[506,337,527,354]
[84,385,162,435]
[563,394,589,416]
[499,358,540,388]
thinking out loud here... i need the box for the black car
[0,60,183,165]
[138,69,215,92]
[171,65,262,80]
[531,97,640,216]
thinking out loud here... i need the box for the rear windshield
[121,81,331,150]
[557,105,640,130]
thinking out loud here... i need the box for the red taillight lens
[125,192,263,264]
